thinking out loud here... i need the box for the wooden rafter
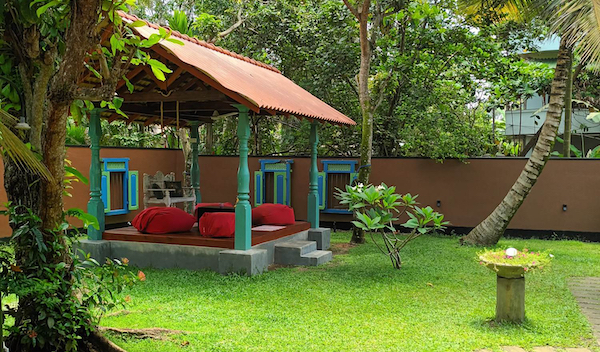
[107,113,122,123]
[150,45,259,113]
[119,89,226,103]
[166,67,185,89]
[115,65,144,91]
[169,73,193,91]
[142,66,167,91]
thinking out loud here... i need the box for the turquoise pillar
[87,109,105,240]
[189,121,201,203]
[307,122,319,228]
[234,105,252,250]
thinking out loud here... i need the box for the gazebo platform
[79,222,331,275]
[103,221,311,249]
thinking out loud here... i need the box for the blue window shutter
[128,171,139,211]
[101,171,111,213]
[318,172,326,210]
[254,171,263,206]
[273,171,287,205]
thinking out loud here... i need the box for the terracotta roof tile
[118,12,355,126]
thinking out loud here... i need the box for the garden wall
[0,148,598,237]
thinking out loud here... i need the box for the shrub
[336,183,448,269]
[0,205,140,351]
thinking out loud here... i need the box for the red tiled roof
[119,12,356,126]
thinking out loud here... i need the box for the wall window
[101,158,139,216]
[254,159,293,206]
[320,160,357,214]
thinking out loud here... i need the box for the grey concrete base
[308,228,331,250]
[76,240,111,262]
[274,240,333,266]
[219,249,268,276]
[77,240,222,271]
[77,229,312,275]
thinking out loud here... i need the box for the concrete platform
[77,229,317,276]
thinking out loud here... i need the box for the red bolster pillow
[199,212,236,238]
[252,203,295,226]
[195,202,234,210]
[132,207,196,234]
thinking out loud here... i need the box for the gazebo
[80,13,355,275]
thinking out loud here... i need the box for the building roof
[119,12,356,126]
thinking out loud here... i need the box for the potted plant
[479,247,553,323]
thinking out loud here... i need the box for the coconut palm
[460,0,599,245]
[0,109,50,180]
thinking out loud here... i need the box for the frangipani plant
[336,183,448,269]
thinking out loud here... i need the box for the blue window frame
[321,160,358,214]
[101,158,139,216]
[254,159,293,206]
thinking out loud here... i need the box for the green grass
[99,233,600,351]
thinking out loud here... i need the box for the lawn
[98,232,600,351]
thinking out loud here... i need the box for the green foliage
[552,136,600,158]
[0,205,139,351]
[336,183,448,269]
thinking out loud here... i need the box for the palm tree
[460,0,599,245]
[0,109,51,180]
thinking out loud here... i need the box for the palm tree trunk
[460,39,571,246]
[562,48,574,157]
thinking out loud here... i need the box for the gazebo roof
[105,12,355,127]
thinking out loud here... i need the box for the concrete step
[302,250,332,266]
[274,240,331,266]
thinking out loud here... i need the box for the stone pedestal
[496,275,525,323]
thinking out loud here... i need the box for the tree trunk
[562,48,574,157]
[40,103,68,230]
[460,39,571,246]
[350,2,372,245]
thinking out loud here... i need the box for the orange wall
[0,151,599,237]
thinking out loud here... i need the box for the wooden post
[189,121,201,203]
[307,122,319,228]
[496,275,525,323]
[87,109,105,240]
[234,105,252,250]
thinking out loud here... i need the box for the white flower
[376,185,385,191]
[357,183,364,188]
[549,254,554,258]
[505,247,518,257]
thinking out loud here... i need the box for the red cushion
[252,204,295,225]
[132,207,196,234]
[199,212,235,238]
[195,202,234,210]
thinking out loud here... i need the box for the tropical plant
[0,0,178,349]
[336,183,448,269]
[0,204,139,352]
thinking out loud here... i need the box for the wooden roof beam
[115,65,144,91]
[142,66,167,91]
[119,89,226,103]
[166,67,185,89]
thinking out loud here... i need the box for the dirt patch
[100,327,185,341]
[268,263,296,271]
[331,242,356,255]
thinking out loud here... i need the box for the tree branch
[211,7,244,43]
[343,0,359,18]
